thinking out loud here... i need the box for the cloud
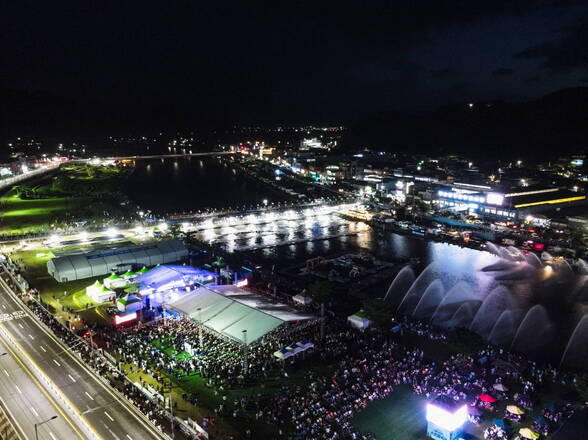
[492,67,514,76]
[430,68,457,78]
[516,19,588,71]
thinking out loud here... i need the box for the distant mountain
[341,87,588,160]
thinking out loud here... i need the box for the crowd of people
[106,315,320,390]
[3,254,587,440]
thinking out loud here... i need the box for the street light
[35,415,57,440]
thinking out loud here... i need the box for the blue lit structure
[135,265,215,292]
[426,396,468,440]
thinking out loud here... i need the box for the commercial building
[434,184,586,221]
[47,239,188,282]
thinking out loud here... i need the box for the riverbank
[0,163,135,236]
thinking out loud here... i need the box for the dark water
[126,156,288,214]
[127,157,494,298]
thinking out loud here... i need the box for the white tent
[167,285,314,345]
[348,312,371,330]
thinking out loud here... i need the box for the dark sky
[3,1,588,124]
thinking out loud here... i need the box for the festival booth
[273,348,294,360]
[292,294,312,306]
[273,339,315,360]
[123,270,137,280]
[86,281,115,303]
[347,311,371,330]
[116,295,142,313]
[103,273,130,289]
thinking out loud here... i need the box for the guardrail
[0,322,100,440]
[0,264,173,439]
[0,397,23,440]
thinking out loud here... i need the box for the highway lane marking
[126,435,134,440]
[40,345,47,352]
[14,384,21,394]
[18,323,23,329]
[84,391,94,401]
[3,369,8,377]
[31,407,39,417]
[49,432,57,440]
[1,305,5,310]
[28,334,34,340]
[104,411,114,422]
[68,374,76,382]
[0,282,161,440]
[0,326,86,440]
[53,359,61,367]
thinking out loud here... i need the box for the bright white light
[486,193,504,206]
[48,234,60,243]
[106,227,118,237]
[158,222,168,231]
[263,199,268,206]
[426,403,468,432]
[79,231,89,241]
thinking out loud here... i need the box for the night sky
[3,1,588,124]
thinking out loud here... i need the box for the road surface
[0,272,166,440]
[0,338,82,440]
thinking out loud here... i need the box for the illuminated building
[434,185,586,220]
[426,396,468,440]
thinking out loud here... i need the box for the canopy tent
[492,418,507,430]
[167,285,314,345]
[479,394,497,403]
[506,405,525,415]
[493,383,508,392]
[519,428,540,439]
[292,294,312,305]
[86,283,115,303]
[347,311,371,330]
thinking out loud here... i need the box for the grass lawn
[0,192,94,235]
[352,387,430,440]
[9,247,112,326]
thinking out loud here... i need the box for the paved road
[0,338,82,440]
[0,273,166,440]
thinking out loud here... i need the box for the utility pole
[35,415,58,440]
[197,307,203,349]
[242,329,248,375]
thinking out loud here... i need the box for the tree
[362,299,393,327]
[306,280,333,340]
[577,373,588,401]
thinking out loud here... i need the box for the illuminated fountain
[387,243,588,368]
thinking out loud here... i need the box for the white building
[47,239,188,282]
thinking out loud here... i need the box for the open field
[0,164,133,235]
[0,192,94,234]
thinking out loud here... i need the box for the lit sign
[486,193,504,206]
[235,279,248,287]
[115,312,137,325]
[514,195,586,208]
[426,403,468,432]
